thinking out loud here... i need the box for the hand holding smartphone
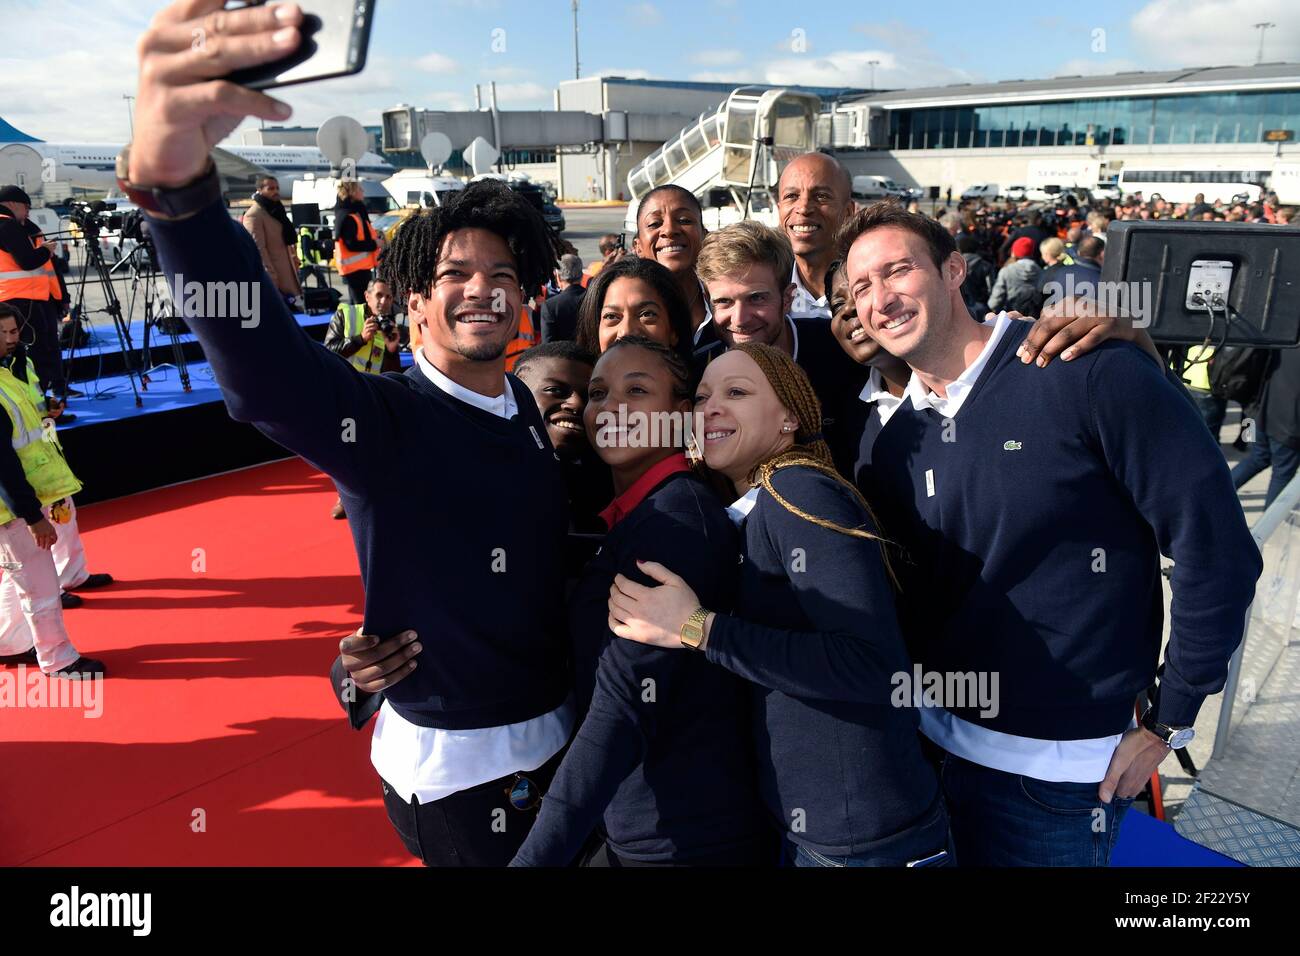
[225,0,374,91]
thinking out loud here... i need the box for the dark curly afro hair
[377,178,560,302]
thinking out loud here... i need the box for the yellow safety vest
[0,366,81,524]
[298,226,323,265]
[342,304,385,374]
[1185,345,1214,392]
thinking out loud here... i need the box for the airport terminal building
[830,62,1300,200]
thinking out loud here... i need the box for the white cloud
[690,49,745,66]
[764,49,972,90]
[414,52,460,74]
[1050,57,1145,78]
[588,68,656,80]
[493,82,551,105]
[689,70,764,84]
[1130,0,1300,67]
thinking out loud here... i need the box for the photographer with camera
[322,275,402,520]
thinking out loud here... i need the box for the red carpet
[0,459,416,866]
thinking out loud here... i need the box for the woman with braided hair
[608,341,952,867]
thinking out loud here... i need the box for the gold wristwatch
[680,607,710,650]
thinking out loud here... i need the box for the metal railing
[1212,472,1300,759]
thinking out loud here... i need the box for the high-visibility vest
[340,304,385,374]
[0,366,81,524]
[0,227,51,302]
[298,226,323,265]
[335,213,379,276]
[1186,344,1214,392]
[504,304,538,372]
[5,354,45,412]
[34,233,61,302]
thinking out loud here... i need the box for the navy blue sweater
[150,199,571,730]
[706,466,942,857]
[864,321,1262,736]
[511,472,769,865]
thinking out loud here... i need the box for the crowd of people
[1,0,1279,870]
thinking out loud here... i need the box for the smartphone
[225,0,374,91]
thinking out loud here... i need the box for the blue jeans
[940,754,1133,867]
[784,800,954,867]
[1191,390,1227,443]
[1230,434,1300,508]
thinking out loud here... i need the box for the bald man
[776,153,855,320]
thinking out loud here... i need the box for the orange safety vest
[0,226,51,302]
[36,233,61,301]
[504,304,539,372]
[335,213,379,276]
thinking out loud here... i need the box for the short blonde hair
[696,220,794,294]
[1040,237,1065,261]
[336,180,361,204]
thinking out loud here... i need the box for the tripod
[112,237,191,393]
[59,222,143,407]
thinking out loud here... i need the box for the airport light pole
[1254,22,1275,64]
[572,1,580,80]
[867,60,880,90]
[123,94,135,138]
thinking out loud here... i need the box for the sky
[1,0,1298,144]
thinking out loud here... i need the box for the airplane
[0,127,395,200]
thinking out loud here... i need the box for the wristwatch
[115,145,222,221]
[1140,707,1195,749]
[680,607,710,650]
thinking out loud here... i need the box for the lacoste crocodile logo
[1003,440,1023,451]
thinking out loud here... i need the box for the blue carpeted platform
[62,311,330,363]
[1112,808,1245,867]
[59,347,415,430]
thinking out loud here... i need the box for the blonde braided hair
[730,342,898,585]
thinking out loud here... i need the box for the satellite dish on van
[420,132,452,171]
[464,136,500,177]
[317,116,369,174]
[0,144,45,195]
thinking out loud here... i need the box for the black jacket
[0,207,51,273]
[539,283,585,343]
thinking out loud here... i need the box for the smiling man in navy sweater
[125,3,572,866]
[842,202,1262,866]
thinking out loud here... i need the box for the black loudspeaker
[1099,220,1300,348]
[290,202,321,227]
[928,186,941,200]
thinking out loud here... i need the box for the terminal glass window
[888,89,1298,150]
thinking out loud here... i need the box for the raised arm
[130,1,396,491]
[150,199,396,490]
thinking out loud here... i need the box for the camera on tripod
[67,200,125,239]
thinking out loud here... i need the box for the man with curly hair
[135,51,573,863]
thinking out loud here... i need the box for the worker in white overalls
[0,304,104,675]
